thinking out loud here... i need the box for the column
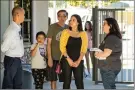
[32,1,48,43]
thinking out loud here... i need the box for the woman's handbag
[55,63,61,74]
[56,56,64,82]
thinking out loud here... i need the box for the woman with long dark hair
[84,21,93,77]
[95,18,122,89]
[60,14,88,89]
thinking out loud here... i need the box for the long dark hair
[69,14,83,32]
[104,18,122,39]
[85,21,92,32]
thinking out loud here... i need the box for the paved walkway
[30,75,134,89]
[21,66,134,89]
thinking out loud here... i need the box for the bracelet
[64,55,69,59]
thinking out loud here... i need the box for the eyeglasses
[58,15,67,18]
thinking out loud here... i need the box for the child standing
[30,31,47,89]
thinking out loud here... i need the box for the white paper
[90,48,102,52]
[91,48,106,60]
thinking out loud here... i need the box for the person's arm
[91,31,93,40]
[1,31,15,53]
[47,25,53,67]
[60,30,69,57]
[47,38,53,65]
[95,49,112,58]
[95,35,117,59]
[60,29,74,66]
[79,31,88,61]
[30,44,38,57]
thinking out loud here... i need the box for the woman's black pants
[62,60,84,89]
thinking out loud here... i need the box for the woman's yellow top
[60,29,88,55]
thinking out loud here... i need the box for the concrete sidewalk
[30,76,134,89]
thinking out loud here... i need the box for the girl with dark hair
[95,18,122,89]
[84,21,93,77]
[60,14,88,89]
[30,31,47,89]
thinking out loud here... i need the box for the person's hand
[94,51,99,57]
[67,58,75,67]
[37,42,43,45]
[33,43,39,50]
[73,60,81,68]
[48,57,53,67]
[95,51,103,59]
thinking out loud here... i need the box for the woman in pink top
[84,21,93,77]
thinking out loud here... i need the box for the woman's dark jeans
[100,69,121,89]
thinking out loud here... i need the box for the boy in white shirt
[30,31,47,89]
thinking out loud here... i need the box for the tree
[66,0,120,8]
[49,1,67,8]
[14,0,31,19]
[49,0,120,8]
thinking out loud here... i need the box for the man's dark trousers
[2,56,22,89]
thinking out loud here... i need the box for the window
[14,0,32,44]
